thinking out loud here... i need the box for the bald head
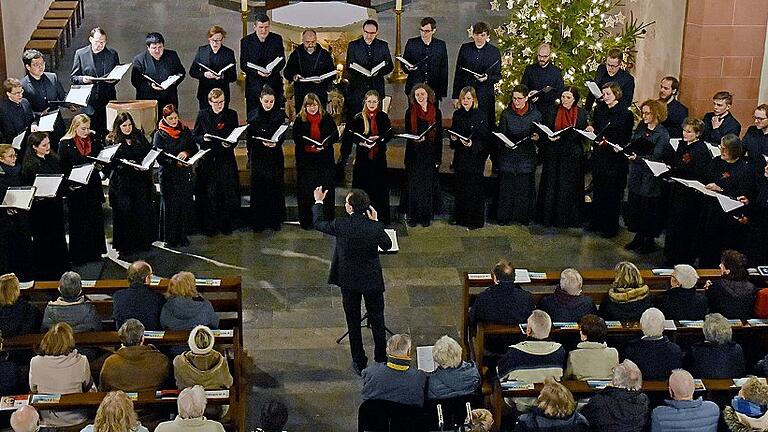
[11,406,39,432]
[669,369,695,400]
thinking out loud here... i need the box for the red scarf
[554,105,578,131]
[305,112,323,153]
[513,102,529,117]
[366,108,380,160]
[74,135,92,157]
[158,118,184,139]
[409,103,436,140]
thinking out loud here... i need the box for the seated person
[469,260,535,332]
[10,406,40,432]
[113,261,165,330]
[161,271,219,330]
[41,271,101,332]
[688,313,745,378]
[513,377,589,432]
[427,335,480,400]
[651,369,719,432]
[580,359,649,432]
[564,314,619,380]
[723,376,768,431]
[0,273,41,337]
[468,409,493,432]
[538,268,597,323]
[655,264,707,320]
[599,262,652,322]
[173,325,232,390]
[81,390,149,432]
[361,333,427,408]
[29,322,92,428]
[705,250,758,319]
[155,385,226,432]
[257,398,289,432]
[497,310,566,383]
[622,308,683,380]
[99,318,170,392]
[0,330,22,396]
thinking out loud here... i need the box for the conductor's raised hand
[313,186,327,202]
[366,205,378,221]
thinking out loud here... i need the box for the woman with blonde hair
[427,335,480,399]
[80,390,148,432]
[59,113,107,264]
[724,376,768,431]
[0,273,40,337]
[514,377,589,431]
[160,271,218,331]
[599,261,652,322]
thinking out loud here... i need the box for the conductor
[312,186,392,375]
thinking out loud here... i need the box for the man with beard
[658,76,688,139]
[284,29,336,114]
[521,43,563,122]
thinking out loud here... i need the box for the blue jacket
[427,360,480,400]
[112,282,165,331]
[361,361,427,408]
[651,398,719,432]
[160,296,219,330]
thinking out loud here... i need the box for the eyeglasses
[419,28,434,33]
[754,116,768,121]
[606,62,621,69]
[363,30,377,35]
[8,89,23,96]
[209,38,223,43]
[210,99,225,104]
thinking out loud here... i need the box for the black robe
[452,41,501,126]
[402,36,449,99]
[107,132,156,254]
[293,113,339,228]
[742,126,768,175]
[192,107,240,235]
[404,105,443,225]
[240,32,286,113]
[130,49,186,118]
[0,163,33,281]
[450,107,489,228]
[521,62,564,121]
[344,38,394,115]
[20,153,70,279]
[59,136,107,264]
[284,44,336,112]
[247,106,287,230]
[661,98,688,139]
[71,45,120,133]
[153,125,197,245]
[584,65,635,112]
[340,110,394,225]
[745,171,768,264]
[535,105,587,227]
[702,111,741,145]
[0,98,35,154]
[189,44,237,110]
[625,123,670,239]
[20,73,66,149]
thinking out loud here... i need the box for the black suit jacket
[189,44,237,104]
[402,36,448,99]
[70,45,120,113]
[130,49,186,106]
[345,38,394,109]
[20,72,66,114]
[312,203,391,293]
[240,32,285,99]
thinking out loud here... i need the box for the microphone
[437,404,444,431]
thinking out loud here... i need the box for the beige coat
[173,351,233,390]
[29,350,92,426]
[155,416,226,432]
[565,341,619,380]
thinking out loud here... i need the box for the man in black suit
[130,32,185,119]
[240,12,285,114]
[21,49,66,148]
[189,25,238,110]
[658,76,689,139]
[584,48,635,112]
[401,17,448,102]
[284,29,336,114]
[521,43,564,122]
[452,22,501,127]
[312,186,392,375]
[344,19,394,117]
[71,27,121,134]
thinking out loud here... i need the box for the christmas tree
[487,0,653,107]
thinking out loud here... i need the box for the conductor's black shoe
[351,362,366,376]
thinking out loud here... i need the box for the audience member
[705,250,758,319]
[155,385,225,432]
[113,261,165,330]
[469,260,535,334]
[650,369,719,432]
[29,322,92,428]
[361,333,427,408]
[564,314,619,380]
[173,325,232,390]
[599,262,652,321]
[580,359,649,432]
[538,269,597,323]
[723,376,768,431]
[99,318,170,392]
[0,330,22,395]
[41,271,101,333]
[0,273,41,337]
[10,406,39,432]
[497,310,566,383]
[468,409,493,432]
[655,264,707,320]
[513,377,589,432]
[426,335,480,399]
[622,308,683,380]
[80,390,149,432]
[161,271,219,330]
[688,313,745,378]
[257,398,289,432]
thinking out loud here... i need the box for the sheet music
[514,269,531,284]
[378,229,399,253]
[534,122,570,138]
[11,131,25,150]
[65,85,93,106]
[586,81,602,98]
[460,67,483,78]
[416,346,436,372]
[122,149,160,171]
[643,159,669,177]
[716,193,744,213]
[92,63,131,81]
[33,174,63,198]
[166,148,210,166]
[0,186,36,210]
[223,124,249,143]
[298,70,337,82]
[575,129,597,140]
[669,138,680,152]
[446,129,470,141]
[707,142,721,158]
[493,132,517,149]
[159,74,182,90]
[68,163,94,184]
[256,124,289,143]
[37,111,58,132]
[395,56,415,69]
[197,62,234,76]
[247,57,283,74]
[467,273,492,280]
[350,61,386,77]
[88,143,121,163]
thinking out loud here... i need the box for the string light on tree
[490,0,501,11]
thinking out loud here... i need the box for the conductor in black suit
[344,19,394,117]
[312,186,392,375]
[70,27,120,134]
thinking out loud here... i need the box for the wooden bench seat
[50,1,81,26]
[44,9,76,35]
[38,19,71,46]
[31,28,67,48]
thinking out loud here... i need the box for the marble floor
[39,1,661,430]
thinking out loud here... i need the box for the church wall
[1,0,54,80]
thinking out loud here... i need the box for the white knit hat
[188,325,215,354]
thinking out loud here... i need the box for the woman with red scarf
[293,92,339,229]
[59,114,107,264]
[535,86,588,227]
[404,84,443,227]
[339,90,393,225]
[154,104,198,247]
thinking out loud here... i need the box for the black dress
[107,133,156,254]
[0,98,35,155]
[189,44,237,109]
[20,153,70,279]
[293,113,339,229]
[0,163,33,280]
[192,108,240,235]
[449,107,488,228]
[247,105,287,231]
[404,104,443,226]
[535,105,587,227]
[340,111,394,225]
[59,136,107,264]
[153,125,198,246]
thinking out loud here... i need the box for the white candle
[395,0,403,11]
[241,0,248,12]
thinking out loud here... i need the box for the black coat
[0,98,35,146]
[449,107,489,174]
[312,203,391,294]
[688,341,745,379]
[0,300,41,337]
[592,102,633,178]
[743,126,768,174]
[71,45,120,113]
[599,295,652,322]
[189,44,237,106]
[627,123,669,198]
[538,288,598,323]
[702,111,741,145]
[130,49,186,111]
[284,44,336,109]
[468,281,535,331]
[20,72,66,114]
[452,41,500,120]
[402,36,448,99]
[584,65,635,112]
[662,98,688,139]
[293,113,339,169]
[622,336,683,380]
[345,38,394,111]
[521,62,564,120]
[655,288,708,321]
[705,279,758,319]
[580,386,649,432]
[240,31,286,104]
[497,105,542,174]
[247,105,287,178]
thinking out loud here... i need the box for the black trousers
[341,288,386,367]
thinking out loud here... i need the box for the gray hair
[58,271,82,299]
[177,385,207,418]
[612,359,643,390]
[669,369,695,400]
[528,310,552,339]
[386,334,412,357]
[118,319,144,346]
[672,264,699,289]
[640,308,665,338]
[703,313,732,344]
[432,335,462,369]
[559,268,583,295]
[10,406,39,432]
